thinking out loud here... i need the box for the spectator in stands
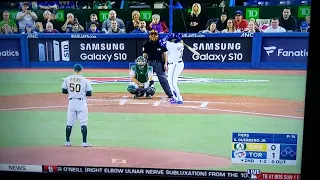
[126,10,140,33]
[221,19,240,33]
[16,2,38,33]
[234,10,248,32]
[86,13,101,31]
[19,2,37,10]
[248,18,261,32]
[58,1,76,9]
[187,3,204,33]
[61,12,74,32]
[295,22,309,32]
[87,22,100,33]
[301,15,310,30]
[148,14,168,33]
[263,17,286,33]
[38,1,58,14]
[215,13,227,31]
[1,24,14,34]
[35,22,43,32]
[199,22,219,33]
[279,7,298,32]
[37,10,58,32]
[305,16,310,26]
[106,20,125,33]
[61,13,84,32]
[101,10,125,33]
[0,11,18,34]
[70,21,85,33]
[21,23,37,34]
[245,21,256,33]
[42,22,59,33]
[132,21,148,33]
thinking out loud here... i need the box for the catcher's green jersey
[130,65,153,83]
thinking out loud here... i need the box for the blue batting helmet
[174,33,182,43]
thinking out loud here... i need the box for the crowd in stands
[0,1,311,35]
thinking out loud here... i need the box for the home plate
[111,158,127,164]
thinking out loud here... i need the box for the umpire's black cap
[74,63,83,72]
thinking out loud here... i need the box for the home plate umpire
[142,30,173,98]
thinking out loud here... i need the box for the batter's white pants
[67,99,88,127]
[167,61,184,101]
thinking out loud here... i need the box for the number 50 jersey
[61,74,93,100]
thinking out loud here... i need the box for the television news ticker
[0,164,301,179]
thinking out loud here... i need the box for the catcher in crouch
[127,56,156,99]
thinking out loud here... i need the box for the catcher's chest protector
[135,65,149,83]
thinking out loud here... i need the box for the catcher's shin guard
[127,85,137,94]
[146,87,156,96]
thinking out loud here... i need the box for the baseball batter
[61,64,93,147]
[160,33,184,104]
[127,56,156,99]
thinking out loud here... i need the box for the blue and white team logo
[247,169,261,179]
[234,150,246,159]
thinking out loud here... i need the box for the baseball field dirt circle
[0,147,230,169]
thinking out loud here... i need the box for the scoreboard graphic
[231,132,298,165]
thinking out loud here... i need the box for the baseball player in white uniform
[160,33,184,104]
[61,64,93,147]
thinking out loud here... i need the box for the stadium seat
[239,0,309,7]
[264,0,277,6]
[258,1,264,5]
[298,0,311,5]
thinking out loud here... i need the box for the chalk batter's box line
[88,99,215,108]
[88,98,254,106]
[88,98,207,104]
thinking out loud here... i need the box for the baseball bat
[182,42,200,56]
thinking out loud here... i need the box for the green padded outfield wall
[2,5,310,33]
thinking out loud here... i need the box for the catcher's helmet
[135,56,147,69]
[74,63,83,72]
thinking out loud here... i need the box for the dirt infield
[0,93,304,118]
[0,147,230,168]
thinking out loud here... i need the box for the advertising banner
[28,38,137,62]
[0,39,21,62]
[261,37,309,62]
[137,38,252,63]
